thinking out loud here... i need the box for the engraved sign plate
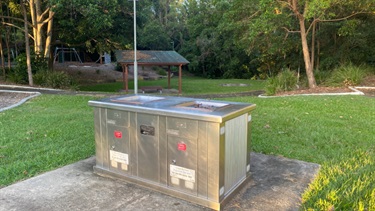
[110,150,129,165]
[170,165,195,183]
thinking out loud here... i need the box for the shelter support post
[178,64,182,94]
[168,66,171,89]
[122,64,129,93]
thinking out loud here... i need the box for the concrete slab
[0,153,319,211]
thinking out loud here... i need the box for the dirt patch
[361,75,375,87]
[275,87,354,96]
[0,92,37,110]
[275,75,375,96]
[54,62,165,85]
[54,62,123,84]
[355,88,375,97]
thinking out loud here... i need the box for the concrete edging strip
[258,86,366,98]
[0,84,62,92]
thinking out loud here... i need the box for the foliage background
[1,0,374,81]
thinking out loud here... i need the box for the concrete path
[0,153,319,211]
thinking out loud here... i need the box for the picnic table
[140,86,163,94]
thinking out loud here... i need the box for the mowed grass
[0,88,374,210]
[222,95,375,210]
[79,76,266,94]
[0,95,97,187]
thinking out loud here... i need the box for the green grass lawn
[0,95,97,187]
[79,76,266,94]
[222,95,375,210]
[0,88,374,210]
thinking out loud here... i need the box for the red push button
[177,143,186,151]
[114,131,122,139]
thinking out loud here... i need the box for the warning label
[110,150,129,165]
[170,165,195,183]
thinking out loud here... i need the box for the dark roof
[115,50,189,66]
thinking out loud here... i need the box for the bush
[152,66,167,76]
[7,53,48,84]
[6,68,28,84]
[326,63,371,87]
[34,70,77,89]
[314,69,332,85]
[115,63,122,72]
[265,69,298,95]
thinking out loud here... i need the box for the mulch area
[276,87,375,97]
[0,92,36,110]
[275,87,353,96]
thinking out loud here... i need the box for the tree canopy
[0,0,374,85]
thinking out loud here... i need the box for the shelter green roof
[115,50,189,66]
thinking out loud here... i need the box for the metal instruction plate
[170,165,195,183]
[110,150,129,165]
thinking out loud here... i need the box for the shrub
[265,69,298,95]
[115,63,122,72]
[314,69,332,85]
[34,70,77,89]
[6,68,28,84]
[7,53,48,84]
[326,63,371,87]
[153,66,167,76]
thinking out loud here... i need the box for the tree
[1,0,54,58]
[137,0,188,51]
[53,0,130,55]
[233,0,375,88]
[29,0,54,57]
[21,0,32,86]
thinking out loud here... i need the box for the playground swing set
[53,47,83,63]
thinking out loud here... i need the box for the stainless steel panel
[197,122,208,198]
[159,116,168,185]
[219,123,225,201]
[94,108,103,167]
[106,109,129,127]
[167,117,198,139]
[224,114,247,194]
[167,136,198,195]
[108,125,130,174]
[129,112,138,176]
[102,108,109,170]
[247,114,252,176]
[137,113,160,183]
[207,123,221,201]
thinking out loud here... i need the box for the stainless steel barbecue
[89,95,256,210]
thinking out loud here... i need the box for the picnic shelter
[115,50,190,94]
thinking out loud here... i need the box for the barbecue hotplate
[111,96,165,104]
[175,101,231,112]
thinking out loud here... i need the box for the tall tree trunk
[35,0,43,55]
[29,0,39,54]
[44,10,54,58]
[29,0,54,57]
[299,18,317,88]
[291,0,317,88]
[21,0,33,86]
